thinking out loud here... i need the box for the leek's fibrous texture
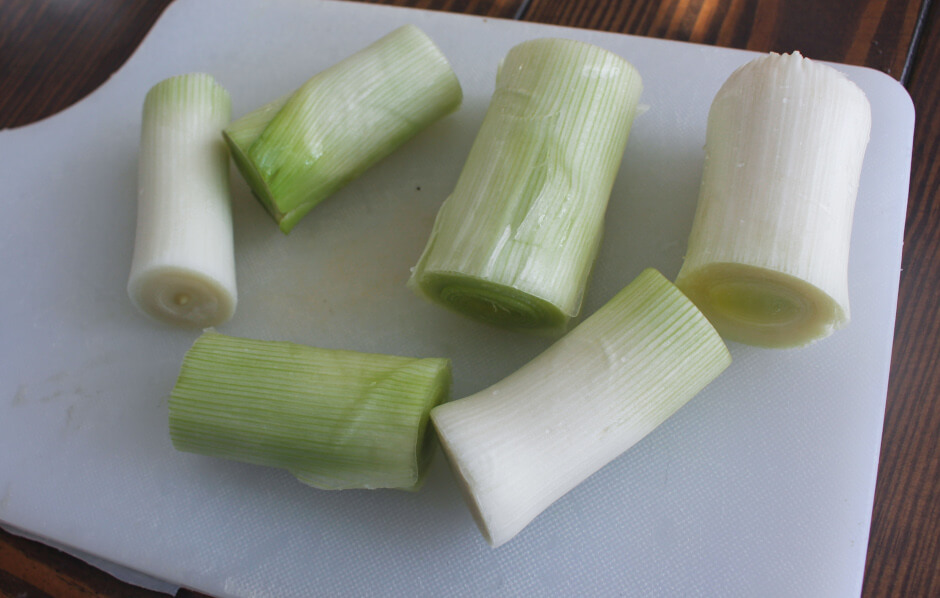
[409,38,643,334]
[169,331,451,491]
[222,93,289,191]
[127,73,237,327]
[675,52,871,348]
[224,25,463,233]
[431,269,731,547]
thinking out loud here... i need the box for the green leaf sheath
[409,38,643,334]
[169,331,451,491]
[224,25,462,233]
[222,93,289,224]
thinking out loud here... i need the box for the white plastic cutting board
[0,1,914,596]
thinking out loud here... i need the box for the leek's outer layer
[226,25,462,233]
[222,93,289,198]
[431,269,731,547]
[169,331,451,491]
[409,38,643,335]
[127,73,237,327]
[675,52,871,348]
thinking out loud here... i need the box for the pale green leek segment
[431,269,731,547]
[127,73,237,328]
[409,38,643,335]
[675,52,871,348]
[223,24,463,233]
[169,331,451,491]
[222,93,289,211]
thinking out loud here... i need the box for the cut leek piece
[431,269,731,547]
[675,52,871,348]
[222,93,289,210]
[409,38,643,335]
[127,73,237,328]
[226,25,463,233]
[169,331,451,491]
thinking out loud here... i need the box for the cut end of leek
[127,266,236,328]
[409,38,643,335]
[410,272,569,333]
[675,51,871,348]
[222,94,292,228]
[431,268,730,547]
[225,25,462,234]
[128,73,237,328]
[168,331,451,491]
[676,263,846,348]
[222,127,285,227]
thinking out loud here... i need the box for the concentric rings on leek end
[415,272,569,333]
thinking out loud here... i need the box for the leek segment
[222,94,289,223]
[431,269,731,547]
[169,331,451,491]
[127,73,237,328]
[409,38,643,334]
[223,25,463,233]
[675,52,871,348]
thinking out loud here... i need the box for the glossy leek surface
[409,38,643,335]
[675,52,871,348]
[224,25,462,233]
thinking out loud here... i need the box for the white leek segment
[127,73,237,327]
[674,52,871,347]
[169,331,451,491]
[409,38,643,334]
[431,269,731,547]
[224,25,463,233]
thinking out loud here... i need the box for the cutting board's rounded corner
[851,64,915,121]
[0,1,178,134]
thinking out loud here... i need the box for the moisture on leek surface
[674,52,871,348]
[127,73,237,328]
[223,24,462,234]
[169,331,451,491]
[431,269,731,547]
[408,38,643,335]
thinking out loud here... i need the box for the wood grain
[863,1,940,596]
[353,0,524,17]
[0,0,173,130]
[0,526,171,597]
[0,0,523,131]
[0,0,936,597]
[521,0,924,78]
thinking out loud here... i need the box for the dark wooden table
[1,1,937,596]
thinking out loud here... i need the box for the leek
[409,38,643,334]
[674,52,871,347]
[222,93,289,204]
[224,25,463,233]
[127,73,237,328]
[431,269,731,547]
[169,331,451,491]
